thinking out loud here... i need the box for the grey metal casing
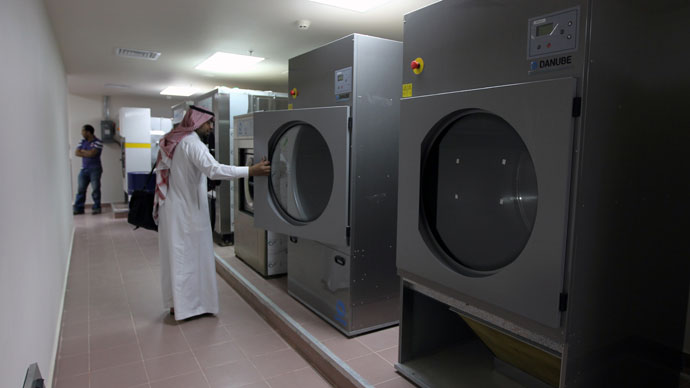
[233,113,287,277]
[396,1,690,386]
[254,34,402,335]
[399,78,577,330]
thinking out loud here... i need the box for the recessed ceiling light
[195,52,265,73]
[160,86,198,96]
[309,0,393,12]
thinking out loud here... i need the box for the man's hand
[249,159,271,176]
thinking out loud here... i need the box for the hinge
[572,97,582,117]
[559,293,568,312]
[346,226,351,245]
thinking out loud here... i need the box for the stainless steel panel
[287,237,352,334]
[348,35,402,327]
[254,107,350,247]
[289,36,354,109]
[398,78,577,329]
[401,0,588,97]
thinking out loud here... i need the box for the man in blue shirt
[73,124,103,215]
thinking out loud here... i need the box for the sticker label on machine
[334,67,352,102]
[527,6,579,74]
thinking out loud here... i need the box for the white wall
[0,0,72,387]
[68,94,180,205]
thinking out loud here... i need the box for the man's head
[195,119,214,142]
[81,124,95,140]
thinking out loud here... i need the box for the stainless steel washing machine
[253,34,402,336]
[194,88,288,245]
[233,113,287,277]
[395,1,690,387]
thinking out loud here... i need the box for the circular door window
[420,110,538,275]
[269,122,334,224]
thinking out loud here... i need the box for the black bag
[128,162,158,231]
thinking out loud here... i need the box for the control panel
[236,116,253,138]
[334,67,352,102]
[527,7,579,58]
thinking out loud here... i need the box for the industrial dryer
[395,1,690,387]
[253,34,402,336]
[233,113,287,277]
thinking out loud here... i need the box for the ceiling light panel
[195,52,265,74]
[160,86,198,96]
[309,0,394,12]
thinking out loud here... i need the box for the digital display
[536,23,554,37]
[337,74,344,81]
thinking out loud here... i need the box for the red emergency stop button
[411,57,424,75]
[290,88,298,99]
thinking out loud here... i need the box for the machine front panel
[254,106,350,247]
[397,78,577,328]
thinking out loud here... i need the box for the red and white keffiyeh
[153,106,214,223]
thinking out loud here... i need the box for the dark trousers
[74,166,103,211]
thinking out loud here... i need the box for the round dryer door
[420,110,538,275]
[269,122,334,224]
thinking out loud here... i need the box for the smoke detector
[115,48,161,60]
[296,20,311,30]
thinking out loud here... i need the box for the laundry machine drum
[268,121,334,224]
[420,109,538,275]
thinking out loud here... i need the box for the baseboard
[48,225,75,388]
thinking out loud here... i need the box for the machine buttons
[411,57,424,75]
[567,34,572,40]
[290,88,298,98]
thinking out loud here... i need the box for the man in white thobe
[154,106,269,320]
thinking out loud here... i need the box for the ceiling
[44,0,438,100]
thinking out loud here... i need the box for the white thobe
[158,132,248,320]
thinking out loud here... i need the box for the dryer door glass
[239,150,254,214]
[422,111,537,272]
[270,123,334,223]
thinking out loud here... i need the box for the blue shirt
[78,137,103,168]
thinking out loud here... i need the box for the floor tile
[54,373,90,388]
[264,368,332,388]
[376,346,398,366]
[250,348,309,379]
[150,370,210,388]
[322,336,372,361]
[60,321,89,340]
[90,361,149,388]
[90,342,142,371]
[204,358,263,388]
[193,341,247,369]
[347,353,398,385]
[356,327,399,353]
[235,332,289,358]
[59,336,89,357]
[145,350,201,382]
[56,353,89,378]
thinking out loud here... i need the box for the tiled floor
[214,249,415,388]
[54,208,331,388]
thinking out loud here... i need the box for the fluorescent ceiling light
[160,86,198,96]
[309,0,393,12]
[195,52,265,73]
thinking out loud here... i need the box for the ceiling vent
[115,48,161,60]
